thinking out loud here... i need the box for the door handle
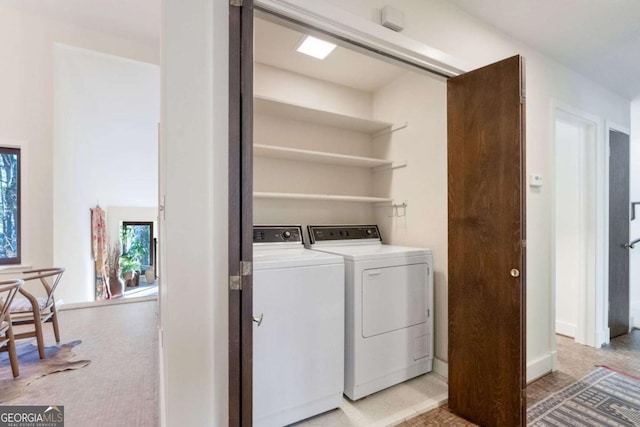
[624,242,634,249]
[252,313,263,327]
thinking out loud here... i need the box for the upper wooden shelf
[253,95,393,134]
[254,144,392,168]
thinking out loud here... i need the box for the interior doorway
[553,109,597,346]
[53,45,160,304]
[608,129,631,339]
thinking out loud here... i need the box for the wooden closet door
[447,55,527,427]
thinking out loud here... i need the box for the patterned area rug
[0,340,90,403]
[528,366,640,426]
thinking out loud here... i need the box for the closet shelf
[254,192,393,203]
[254,144,392,168]
[254,95,393,134]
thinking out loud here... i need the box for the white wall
[253,63,377,234]
[53,45,159,303]
[0,7,157,288]
[554,121,582,338]
[106,206,158,249]
[162,0,228,425]
[371,70,448,363]
[630,100,640,329]
[255,63,372,119]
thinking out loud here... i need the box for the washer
[308,224,433,401]
[253,225,344,427]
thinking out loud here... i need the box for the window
[121,221,154,270]
[0,147,20,265]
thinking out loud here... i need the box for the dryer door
[362,263,428,338]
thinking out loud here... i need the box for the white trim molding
[255,0,470,77]
[433,357,448,380]
[527,352,555,383]
[551,100,605,349]
[555,321,576,339]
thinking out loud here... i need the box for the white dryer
[308,225,433,401]
[253,225,344,427]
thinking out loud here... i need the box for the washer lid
[253,247,344,270]
[311,243,431,262]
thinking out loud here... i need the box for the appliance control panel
[253,225,303,244]
[308,225,381,244]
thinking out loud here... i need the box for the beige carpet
[0,340,90,403]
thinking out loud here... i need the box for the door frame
[550,101,627,353]
[551,105,598,350]
[230,0,523,423]
[604,121,632,342]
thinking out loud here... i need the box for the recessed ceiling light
[296,36,337,60]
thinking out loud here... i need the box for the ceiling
[1,0,638,99]
[0,0,160,48]
[255,17,405,92]
[448,0,640,100]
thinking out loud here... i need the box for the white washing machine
[253,225,344,427]
[308,225,433,401]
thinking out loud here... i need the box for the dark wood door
[229,0,254,425]
[609,129,630,339]
[448,55,527,427]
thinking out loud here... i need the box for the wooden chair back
[0,279,23,323]
[21,268,65,308]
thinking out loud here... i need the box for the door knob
[624,242,634,249]
[252,313,263,327]
[510,269,520,278]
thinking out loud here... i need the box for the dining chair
[0,279,24,377]
[9,268,65,359]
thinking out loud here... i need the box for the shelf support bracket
[374,201,408,217]
[373,121,408,138]
[373,160,408,173]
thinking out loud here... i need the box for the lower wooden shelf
[254,192,393,203]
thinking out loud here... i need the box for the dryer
[253,225,344,426]
[308,225,433,401]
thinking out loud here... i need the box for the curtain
[91,206,110,300]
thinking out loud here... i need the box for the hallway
[401,330,640,425]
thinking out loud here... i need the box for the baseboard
[433,357,448,380]
[595,328,610,348]
[527,352,555,383]
[430,353,554,386]
[631,301,640,329]
[432,355,552,383]
[555,320,576,338]
[59,295,157,311]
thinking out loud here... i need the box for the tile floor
[291,372,448,427]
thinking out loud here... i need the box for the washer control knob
[282,230,292,239]
[366,229,373,236]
